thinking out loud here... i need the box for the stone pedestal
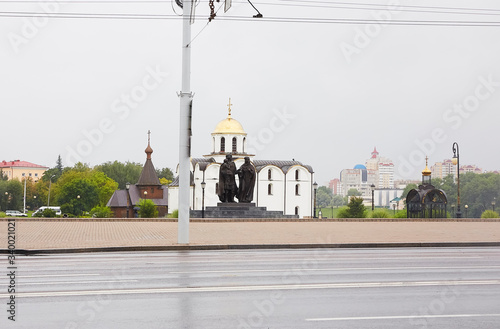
[191,202,298,218]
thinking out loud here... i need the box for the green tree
[156,167,174,181]
[95,161,143,189]
[401,183,418,200]
[347,188,362,197]
[56,178,100,216]
[316,186,333,208]
[0,169,7,181]
[338,197,367,218]
[90,206,112,218]
[137,199,158,218]
[331,195,345,207]
[42,155,65,183]
[0,179,23,211]
[481,210,499,219]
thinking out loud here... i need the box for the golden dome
[422,156,431,176]
[213,99,246,135]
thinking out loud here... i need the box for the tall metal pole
[23,177,26,213]
[452,142,461,218]
[178,0,194,244]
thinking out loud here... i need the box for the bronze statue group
[218,155,256,203]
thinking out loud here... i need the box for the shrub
[167,209,179,218]
[138,199,158,218]
[371,209,390,218]
[481,210,499,219]
[394,210,407,218]
[90,206,112,218]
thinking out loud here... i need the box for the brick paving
[1,219,499,250]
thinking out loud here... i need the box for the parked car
[5,210,27,217]
[31,206,62,217]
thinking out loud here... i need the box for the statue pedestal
[190,202,298,219]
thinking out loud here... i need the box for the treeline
[317,172,500,218]
[0,156,173,217]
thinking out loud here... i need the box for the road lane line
[1,279,499,299]
[169,265,500,274]
[306,313,500,321]
[20,280,138,285]
[18,274,101,278]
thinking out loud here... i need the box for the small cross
[227,98,233,116]
[148,130,151,144]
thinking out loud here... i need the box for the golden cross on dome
[227,98,233,117]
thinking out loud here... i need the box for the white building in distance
[168,103,315,218]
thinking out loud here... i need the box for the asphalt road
[1,248,499,329]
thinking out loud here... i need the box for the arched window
[295,169,300,180]
[243,137,246,153]
[268,183,273,195]
[268,169,272,180]
[232,137,237,153]
[213,137,215,152]
[295,206,299,215]
[295,184,300,196]
[215,183,219,193]
[220,137,225,152]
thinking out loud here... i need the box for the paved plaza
[1,218,499,251]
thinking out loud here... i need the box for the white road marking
[18,274,100,278]
[1,279,499,299]
[169,265,500,274]
[306,313,500,321]
[20,279,138,285]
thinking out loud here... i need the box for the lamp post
[313,182,318,218]
[201,181,206,219]
[126,182,130,218]
[492,197,496,212]
[318,209,322,219]
[465,204,468,218]
[47,174,55,207]
[451,204,455,217]
[76,195,81,217]
[370,184,375,211]
[451,142,462,218]
[393,203,396,216]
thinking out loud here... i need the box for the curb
[3,242,500,255]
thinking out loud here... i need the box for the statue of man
[218,154,237,203]
[236,157,256,203]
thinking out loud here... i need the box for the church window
[295,184,300,196]
[232,137,237,153]
[268,183,273,195]
[243,137,246,153]
[295,169,299,181]
[295,206,299,216]
[268,169,272,180]
[220,137,225,152]
[215,183,219,193]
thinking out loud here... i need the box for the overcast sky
[1,0,499,185]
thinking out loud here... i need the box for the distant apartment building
[431,159,483,179]
[340,165,377,199]
[431,159,456,180]
[328,178,341,195]
[460,164,482,174]
[365,147,394,189]
[0,160,48,182]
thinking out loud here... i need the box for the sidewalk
[1,218,500,253]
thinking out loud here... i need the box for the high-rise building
[365,147,394,189]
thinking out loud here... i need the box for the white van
[32,206,62,217]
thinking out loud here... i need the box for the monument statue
[236,157,256,203]
[218,154,237,203]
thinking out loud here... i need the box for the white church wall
[256,165,285,212]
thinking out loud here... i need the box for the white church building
[168,105,315,218]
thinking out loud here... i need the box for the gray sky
[1,0,500,185]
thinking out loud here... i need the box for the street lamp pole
[48,174,55,207]
[313,182,318,218]
[370,184,375,211]
[492,197,496,212]
[452,142,461,218]
[465,204,468,218]
[201,180,206,218]
[126,182,130,218]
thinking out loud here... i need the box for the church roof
[106,184,168,207]
[137,131,161,186]
[0,160,48,169]
[253,160,314,174]
[213,101,246,135]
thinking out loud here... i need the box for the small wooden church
[107,133,168,218]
